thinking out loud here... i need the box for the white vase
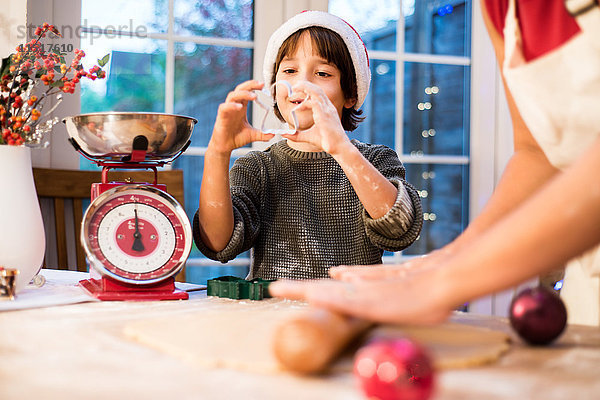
[0,146,45,293]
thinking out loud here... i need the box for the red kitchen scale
[63,112,196,301]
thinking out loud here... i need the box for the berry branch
[0,23,109,145]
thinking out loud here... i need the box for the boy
[194,11,422,280]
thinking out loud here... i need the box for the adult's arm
[270,133,600,324]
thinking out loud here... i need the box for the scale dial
[82,184,192,285]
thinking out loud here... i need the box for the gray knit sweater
[193,139,423,280]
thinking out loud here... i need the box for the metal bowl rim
[62,111,198,124]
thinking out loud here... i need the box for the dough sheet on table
[123,298,511,373]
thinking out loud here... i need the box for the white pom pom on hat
[262,10,371,109]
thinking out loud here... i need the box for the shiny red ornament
[353,338,435,400]
[509,286,567,345]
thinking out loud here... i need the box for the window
[329,0,472,261]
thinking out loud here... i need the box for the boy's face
[275,32,356,131]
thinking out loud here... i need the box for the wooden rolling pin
[272,308,373,374]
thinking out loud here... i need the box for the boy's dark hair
[271,26,365,132]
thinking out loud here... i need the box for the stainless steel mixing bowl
[63,112,197,160]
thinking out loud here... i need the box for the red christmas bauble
[353,337,435,400]
[509,286,567,345]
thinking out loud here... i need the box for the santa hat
[263,10,371,109]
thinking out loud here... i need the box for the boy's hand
[209,80,275,154]
[282,81,353,156]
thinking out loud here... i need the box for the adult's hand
[329,245,456,282]
[269,270,453,325]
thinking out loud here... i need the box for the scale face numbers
[82,185,192,285]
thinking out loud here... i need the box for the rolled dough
[123,298,510,373]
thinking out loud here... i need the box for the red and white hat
[262,10,371,109]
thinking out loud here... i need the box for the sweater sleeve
[192,153,263,263]
[363,178,423,251]
[358,142,423,251]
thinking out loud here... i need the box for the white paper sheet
[0,269,97,311]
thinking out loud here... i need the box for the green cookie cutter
[206,276,275,300]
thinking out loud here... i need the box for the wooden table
[1,270,599,400]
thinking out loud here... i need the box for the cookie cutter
[254,80,307,135]
[207,275,275,300]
